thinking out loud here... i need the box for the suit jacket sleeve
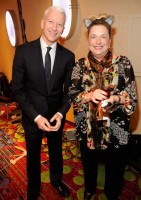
[12,44,41,121]
[56,48,75,116]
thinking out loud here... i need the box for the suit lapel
[32,39,48,91]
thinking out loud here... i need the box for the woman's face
[88,25,111,61]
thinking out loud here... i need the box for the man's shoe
[26,191,39,200]
[51,181,70,198]
[26,195,39,200]
[84,190,94,200]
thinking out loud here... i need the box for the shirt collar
[40,36,57,52]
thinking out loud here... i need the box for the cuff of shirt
[57,112,63,119]
[34,115,41,123]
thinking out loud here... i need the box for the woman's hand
[101,95,121,111]
[82,89,110,104]
[91,89,108,104]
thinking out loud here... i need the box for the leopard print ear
[105,16,114,25]
[83,18,92,28]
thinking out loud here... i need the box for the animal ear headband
[83,14,114,28]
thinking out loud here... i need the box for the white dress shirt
[40,36,57,73]
[34,37,62,123]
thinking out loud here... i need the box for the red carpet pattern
[0,109,141,200]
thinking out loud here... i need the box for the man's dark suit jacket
[12,38,75,132]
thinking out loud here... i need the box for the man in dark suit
[12,6,75,200]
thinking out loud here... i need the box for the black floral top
[69,51,137,149]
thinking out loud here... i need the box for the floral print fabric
[69,51,137,149]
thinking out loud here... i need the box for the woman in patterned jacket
[69,14,137,200]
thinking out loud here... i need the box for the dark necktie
[45,46,52,87]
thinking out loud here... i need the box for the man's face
[41,10,65,45]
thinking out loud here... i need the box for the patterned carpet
[0,106,141,200]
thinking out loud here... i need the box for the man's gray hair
[44,6,66,20]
